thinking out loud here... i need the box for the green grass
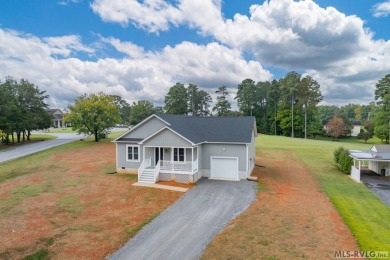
[258,135,390,254]
[43,127,76,133]
[22,249,49,260]
[68,224,103,233]
[57,194,83,214]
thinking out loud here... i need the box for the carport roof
[349,149,390,160]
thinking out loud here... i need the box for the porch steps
[139,169,156,183]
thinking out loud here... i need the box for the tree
[373,74,390,143]
[317,105,339,124]
[326,116,347,140]
[187,84,212,116]
[357,130,373,143]
[374,74,390,105]
[111,95,131,125]
[235,79,257,116]
[0,77,51,144]
[306,115,324,139]
[268,80,281,135]
[298,75,323,139]
[129,100,156,125]
[279,72,301,138]
[164,83,188,114]
[66,92,120,142]
[213,86,231,116]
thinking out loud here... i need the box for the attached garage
[210,157,239,181]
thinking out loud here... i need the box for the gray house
[113,114,257,183]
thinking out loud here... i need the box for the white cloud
[44,35,95,57]
[100,36,145,59]
[0,28,270,109]
[58,0,80,6]
[90,0,184,32]
[372,1,390,17]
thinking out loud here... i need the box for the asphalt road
[108,178,257,260]
[0,133,83,163]
[361,172,390,207]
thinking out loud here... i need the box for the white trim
[113,114,170,142]
[246,144,248,178]
[140,126,195,146]
[126,145,141,162]
[210,156,239,181]
[195,141,249,145]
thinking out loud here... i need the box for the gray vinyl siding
[116,143,142,170]
[201,143,247,171]
[143,128,192,147]
[197,145,202,172]
[122,117,167,139]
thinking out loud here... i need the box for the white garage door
[210,157,239,180]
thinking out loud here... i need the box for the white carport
[349,145,390,182]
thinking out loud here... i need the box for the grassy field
[258,135,390,254]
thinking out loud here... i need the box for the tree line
[0,77,52,144]
[3,72,389,143]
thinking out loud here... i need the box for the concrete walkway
[0,133,82,163]
[109,178,257,260]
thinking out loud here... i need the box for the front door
[155,147,164,166]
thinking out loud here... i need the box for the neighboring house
[349,145,390,182]
[46,109,64,128]
[114,114,257,184]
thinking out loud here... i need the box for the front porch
[138,146,201,184]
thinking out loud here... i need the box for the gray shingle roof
[157,114,255,143]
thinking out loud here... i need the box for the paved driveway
[0,133,82,163]
[361,172,390,207]
[109,179,257,260]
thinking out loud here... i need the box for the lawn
[203,135,390,259]
[0,136,182,259]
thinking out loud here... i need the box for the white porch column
[191,147,194,171]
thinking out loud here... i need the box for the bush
[334,147,353,173]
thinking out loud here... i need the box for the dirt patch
[202,150,361,260]
[0,142,183,259]
[156,180,195,189]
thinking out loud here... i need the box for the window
[174,148,185,162]
[127,145,140,161]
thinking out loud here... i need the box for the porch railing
[138,157,151,181]
[192,158,198,172]
[153,160,161,182]
[160,160,193,173]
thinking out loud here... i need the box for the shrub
[334,147,353,173]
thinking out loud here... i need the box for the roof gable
[141,126,194,146]
[113,114,168,142]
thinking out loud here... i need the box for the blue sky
[0,0,389,109]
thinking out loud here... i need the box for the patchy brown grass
[202,150,361,260]
[0,141,182,259]
[156,180,195,189]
